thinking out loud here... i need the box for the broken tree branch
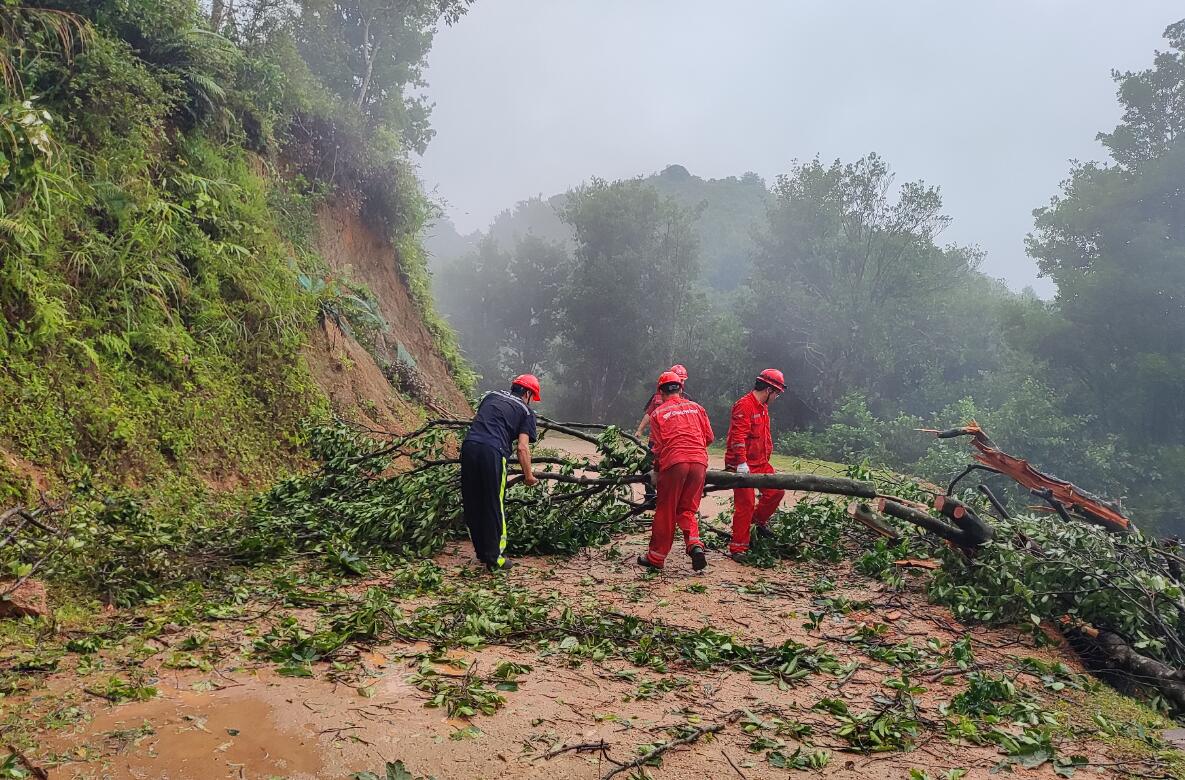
[847,501,900,541]
[602,710,742,779]
[927,422,1133,534]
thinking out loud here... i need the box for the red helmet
[669,364,688,381]
[656,370,684,390]
[757,368,786,393]
[511,373,542,402]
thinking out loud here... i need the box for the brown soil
[0,448,51,497]
[0,578,48,618]
[314,199,470,418]
[303,317,424,435]
[23,549,1136,780]
[9,438,1178,779]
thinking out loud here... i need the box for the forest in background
[428,19,1185,534]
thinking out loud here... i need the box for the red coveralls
[644,398,714,567]
[725,391,784,554]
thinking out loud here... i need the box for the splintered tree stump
[847,501,900,540]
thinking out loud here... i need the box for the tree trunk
[1065,625,1185,712]
[210,0,226,29]
[354,18,380,110]
[703,469,878,499]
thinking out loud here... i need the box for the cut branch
[602,710,742,779]
[874,497,992,552]
[847,501,900,541]
[704,470,877,498]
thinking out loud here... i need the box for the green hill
[0,1,472,598]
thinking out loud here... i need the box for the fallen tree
[8,414,1185,715]
[274,415,1177,715]
[309,416,996,554]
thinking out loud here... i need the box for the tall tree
[1023,18,1185,447]
[747,154,985,427]
[435,233,570,389]
[1096,19,1185,168]
[497,234,568,378]
[434,236,512,386]
[556,179,700,421]
[294,0,473,152]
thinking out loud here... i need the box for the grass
[706,446,854,478]
[1050,682,1185,772]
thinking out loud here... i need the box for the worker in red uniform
[634,364,689,505]
[725,368,787,558]
[638,371,713,572]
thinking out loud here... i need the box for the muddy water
[45,677,324,779]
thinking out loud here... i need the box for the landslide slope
[0,4,469,512]
[0,2,474,609]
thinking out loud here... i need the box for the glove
[736,462,750,475]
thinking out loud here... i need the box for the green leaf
[386,760,414,780]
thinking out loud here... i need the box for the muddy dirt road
[6,436,1177,779]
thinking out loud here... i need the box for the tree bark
[703,470,877,498]
[1066,625,1185,712]
[354,16,380,110]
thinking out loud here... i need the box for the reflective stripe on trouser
[497,457,508,566]
[729,462,784,554]
[460,441,510,567]
[646,462,707,566]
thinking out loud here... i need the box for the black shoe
[754,524,775,540]
[487,559,515,572]
[726,550,751,564]
[636,555,661,571]
[689,545,707,572]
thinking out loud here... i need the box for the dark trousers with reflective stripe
[460,440,508,567]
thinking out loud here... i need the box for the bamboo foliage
[0,7,92,95]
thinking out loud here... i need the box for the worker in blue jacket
[461,374,541,571]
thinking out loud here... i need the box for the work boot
[725,550,751,564]
[487,559,515,573]
[688,545,707,572]
[636,554,662,571]
[754,524,775,541]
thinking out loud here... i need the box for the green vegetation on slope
[0,0,475,599]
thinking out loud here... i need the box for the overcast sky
[416,1,1183,295]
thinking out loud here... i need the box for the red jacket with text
[725,391,773,469]
[649,398,714,470]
